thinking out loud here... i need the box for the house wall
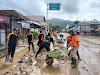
[0,29,5,45]
[80,25,91,32]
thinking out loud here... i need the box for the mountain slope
[48,18,74,28]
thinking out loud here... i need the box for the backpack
[41,34,44,41]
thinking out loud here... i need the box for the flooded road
[0,33,100,75]
[78,37,100,75]
[57,33,100,75]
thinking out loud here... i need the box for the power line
[7,0,45,21]
[7,0,44,19]
[7,0,33,15]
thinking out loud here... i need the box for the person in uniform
[37,31,44,46]
[6,29,19,62]
[26,30,34,52]
[35,38,50,58]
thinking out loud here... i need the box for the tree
[74,21,79,24]
[69,24,75,29]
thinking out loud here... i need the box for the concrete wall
[0,29,5,45]
[80,25,91,32]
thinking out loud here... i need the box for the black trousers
[67,42,69,47]
[28,41,34,51]
[8,46,16,58]
[35,45,50,57]
[37,41,43,46]
[68,50,80,59]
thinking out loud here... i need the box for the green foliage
[74,21,79,24]
[32,32,39,39]
[69,24,75,29]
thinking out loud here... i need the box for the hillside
[48,18,87,28]
[48,18,74,28]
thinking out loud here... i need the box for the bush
[32,32,39,39]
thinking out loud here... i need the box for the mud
[0,34,100,75]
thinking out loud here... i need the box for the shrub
[32,32,39,39]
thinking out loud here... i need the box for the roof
[26,16,45,22]
[91,18,98,24]
[96,27,100,31]
[27,21,41,26]
[0,10,29,20]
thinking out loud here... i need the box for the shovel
[5,48,11,65]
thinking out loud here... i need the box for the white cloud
[0,0,100,21]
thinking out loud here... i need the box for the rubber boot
[28,46,30,52]
[71,57,77,68]
[71,57,74,65]
[32,45,35,53]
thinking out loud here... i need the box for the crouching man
[35,38,50,58]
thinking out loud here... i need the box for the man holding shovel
[6,29,19,63]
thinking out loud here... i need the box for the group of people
[6,29,54,63]
[66,30,80,68]
[6,28,80,68]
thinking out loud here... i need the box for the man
[67,30,81,60]
[45,30,49,40]
[47,32,54,45]
[60,34,64,42]
[35,38,50,57]
[26,30,34,52]
[46,30,49,36]
[6,29,19,62]
[66,35,72,47]
[69,32,80,68]
[53,31,57,37]
[37,31,44,46]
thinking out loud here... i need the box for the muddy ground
[0,33,100,75]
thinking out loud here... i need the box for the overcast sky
[0,0,100,21]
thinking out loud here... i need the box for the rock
[32,60,37,66]
[43,63,47,68]
[13,71,20,75]
[46,55,53,65]
[18,60,23,63]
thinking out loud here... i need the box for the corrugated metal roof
[26,16,44,22]
[27,21,41,26]
[0,10,29,20]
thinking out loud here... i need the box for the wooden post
[4,23,7,42]
[10,16,12,33]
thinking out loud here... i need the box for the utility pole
[46,4,49,32]
[84,19,85,24]
[46,4,49,21]
[77,17,78,21]
[4,23,7,42]
[13,7,14,10]
[10,16,12,33]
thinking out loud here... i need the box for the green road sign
[49,3,60,10]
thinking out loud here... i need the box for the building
[0,10,29,48]
[80,19,100,36]
[0,15,9,47]
[26,16,49,34]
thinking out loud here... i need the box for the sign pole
[46,3,60,32]
[46,4,49,21]
[46,4,49,32]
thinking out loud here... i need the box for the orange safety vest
[70,35,80,47]
[66,36,72,43]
